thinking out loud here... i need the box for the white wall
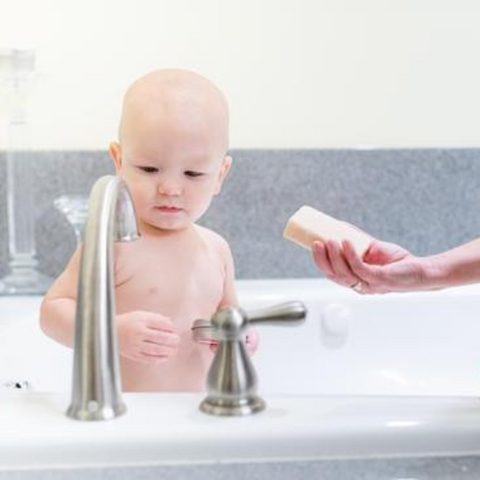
[1,0,480,149]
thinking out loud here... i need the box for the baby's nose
[157,179,182,196]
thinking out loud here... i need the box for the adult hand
[312,238,430,294]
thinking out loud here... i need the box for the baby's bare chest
[114,242,225,326]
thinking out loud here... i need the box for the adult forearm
[423,237,480,290]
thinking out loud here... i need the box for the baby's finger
[245,328,259,350]
[209,341,219,353]
[136,352,170,365]
[146,330,180,347]
[145,316,176,332]
[244,336,258,356]
[312,241,334,277]
[141,341,178,357]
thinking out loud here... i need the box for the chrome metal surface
[191,319,217,345]
[66,175,139,421]
[246,301,308,325]
[200,301,307,416]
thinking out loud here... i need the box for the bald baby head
[117,69,229,161]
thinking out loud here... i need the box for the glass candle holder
[54,194,89,247]
[0,49,52,295]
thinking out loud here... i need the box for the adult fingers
[312,241,334,277]
[343,241,397,294]
[342,240,381,285]
[325,240,360,287]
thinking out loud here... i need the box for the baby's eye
[185,171,204,178]
[139,166,158,174]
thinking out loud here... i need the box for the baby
[40,69,258,392]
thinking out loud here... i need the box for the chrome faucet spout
[66,175,140,421]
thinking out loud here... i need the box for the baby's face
[111,125,230,232]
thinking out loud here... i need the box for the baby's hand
[244,327,260,356]
[209,327,260,356]
[116,310,180,365]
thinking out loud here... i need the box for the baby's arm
[216,237,259,356]
[40,246,180,364]
[40,247,81,347]
[217,238,238,310]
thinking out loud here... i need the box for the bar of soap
[283,206,371,257]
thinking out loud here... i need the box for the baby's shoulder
[194,225,231,256]
[113,241,137,286]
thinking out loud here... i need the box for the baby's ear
[214,155,232,195]
[109,142,123,173]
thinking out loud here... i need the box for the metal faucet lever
[199,301,307,416]
[66,175,140,421]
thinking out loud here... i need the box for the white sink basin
[1,278,480,470]
[2,391,480,469]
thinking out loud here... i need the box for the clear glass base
[54,194,89,247]
[0,268,53,295]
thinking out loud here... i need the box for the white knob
[320,303,351,348]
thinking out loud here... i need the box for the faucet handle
[199,300,307,417]
[196,301,307,343]
[246,301,307,326]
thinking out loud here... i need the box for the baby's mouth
[155,206,182,213]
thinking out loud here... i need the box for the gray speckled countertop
[0,456,479,480]
[1,148,479,282]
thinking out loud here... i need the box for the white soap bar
[283,206,371,257]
